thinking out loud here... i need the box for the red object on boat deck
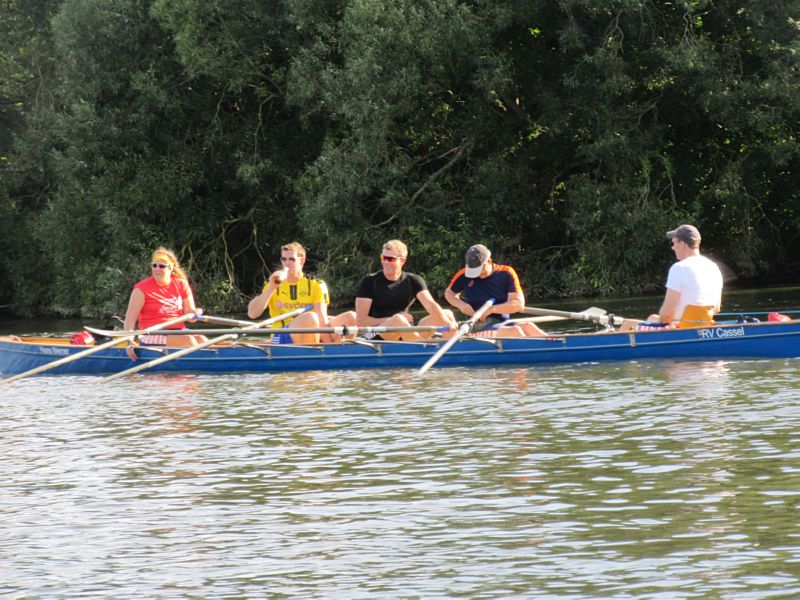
[768,312,791,322]
[69,331,95,345]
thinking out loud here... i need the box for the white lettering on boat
[40,346,69,356]
[697,327,745,339]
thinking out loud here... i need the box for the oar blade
[1,312,196,384]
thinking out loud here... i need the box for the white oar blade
[1,312,196,384]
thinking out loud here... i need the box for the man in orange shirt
[444,244,546,338]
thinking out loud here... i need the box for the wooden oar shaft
[1,313,196,384]
[99,306,311,383]
[417,299,495,376]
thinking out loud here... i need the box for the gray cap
[465,244,491,278]
[666,224,701,248]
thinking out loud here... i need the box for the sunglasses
[152,263,171,269]
[381,255,403,263]
[280,256,300,263]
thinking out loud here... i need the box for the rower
[621,224,723,331]
[354,239,457,341]
[444,244,547,338]
[247,241,356,344]
[123,247,207,360]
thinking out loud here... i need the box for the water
[2,288,800,597]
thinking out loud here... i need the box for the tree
[0,0,61,310]
[2,0,799,317]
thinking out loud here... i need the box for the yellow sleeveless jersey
[264,275,329,328]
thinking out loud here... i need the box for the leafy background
[1,0,799,317]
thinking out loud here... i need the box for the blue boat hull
[2,321,800,377]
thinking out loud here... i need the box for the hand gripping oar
[521,306,624,327]
[99,306,311,383]
[417,299,495,376]
[1,312,197,384]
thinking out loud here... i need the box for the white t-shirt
[666,255,723,321]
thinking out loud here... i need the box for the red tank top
[133,276,192,329]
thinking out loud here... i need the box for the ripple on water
[2,359,800,596]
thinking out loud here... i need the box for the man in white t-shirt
[623,224,723,330]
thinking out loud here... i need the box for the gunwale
[2,319,800,378]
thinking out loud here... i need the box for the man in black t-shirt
[355,240,456,341]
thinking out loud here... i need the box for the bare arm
[355,297,384,326]
[418,290,455,324]
[248,282,276,319]
[123,288,146,331]
[444,287,474,317]
[182,287,201,319]
[123,288,145,360]
[490,291,524,316]
[657,288,681,323]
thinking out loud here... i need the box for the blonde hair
[281,241,306,260]
[151,246,187,279]
[382,239,408,258]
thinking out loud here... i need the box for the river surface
[2,288,800,598]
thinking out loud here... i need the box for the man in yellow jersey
[248,242,356,344]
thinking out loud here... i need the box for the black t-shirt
[356,271,427,318]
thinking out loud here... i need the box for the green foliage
[1,0,800,316]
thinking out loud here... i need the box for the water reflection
[146,374,205,434]
[2,360,800,597]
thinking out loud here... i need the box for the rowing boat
[2,318,800,378]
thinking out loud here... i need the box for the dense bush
[2,0,799,316]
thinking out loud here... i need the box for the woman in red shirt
[123,247,205,359]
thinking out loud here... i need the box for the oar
[521,306,625,327]
[196,314,261,327]
[417,299,495,376]
[100,306,312,383]
[715,309,800,317]
[512,315,568,324]
[512,307,608,324]
[0,312,196,384]
[86,324,447,337]
[84,308,344,337]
